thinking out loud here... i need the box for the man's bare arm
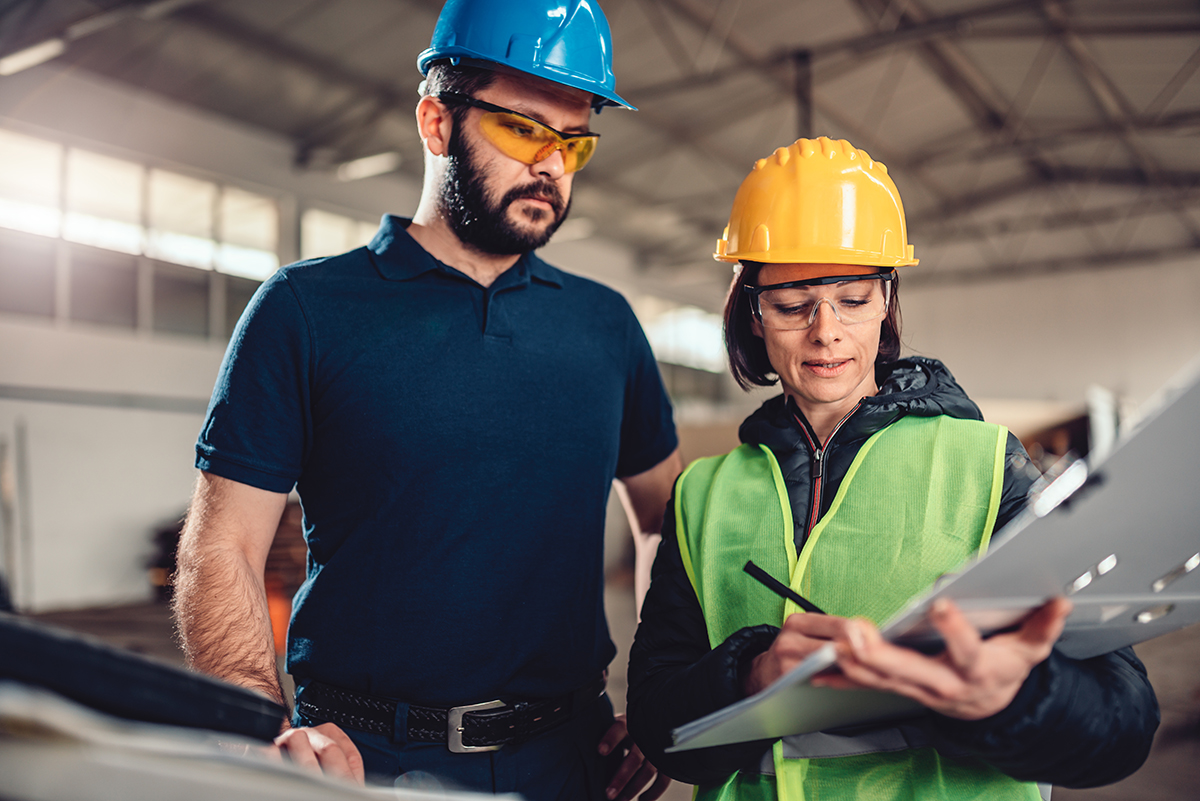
[173,472,365,783]
[173,471,289,704]
[616,447,683,617]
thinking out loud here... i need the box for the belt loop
[393,701,411,746]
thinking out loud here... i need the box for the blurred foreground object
[0,681,507,801]
[0,611,284,740]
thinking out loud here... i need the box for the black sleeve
[994,432,1041,533]
[626,490,778,786]
[931,433,1161,786]
[932,646,1159,787]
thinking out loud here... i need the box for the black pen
[743,560,827,615]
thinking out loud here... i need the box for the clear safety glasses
[438,92,600,174]
[745,271,895,330]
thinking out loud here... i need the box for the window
[636,298,727,374]
[0,128,62,238]
[152,261,209,338]
[301,208,377,260]
[147,168,216,269]
[70,246,137,329]
[0,127,294,338]
[0,228,55,317]
[218,186,278,280]
[63,149,143,254]
[0,127,282,281]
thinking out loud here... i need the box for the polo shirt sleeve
[195,272,312,493]
[616,309,678,478]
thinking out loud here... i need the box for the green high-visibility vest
[676,415,1040,801]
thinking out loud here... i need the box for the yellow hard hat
[714,137,918,267]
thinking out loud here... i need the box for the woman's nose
[807,299,843,341]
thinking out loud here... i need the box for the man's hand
[811,597,1072,720]
[600,715,671,801]
[274,722,365,785]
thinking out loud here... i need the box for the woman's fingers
[780,610,858,640]
[824,598,1073,720]
[1014,597,1073,656]
[745,613,852,695]
[834,619,968,700]
[928,599,982,673]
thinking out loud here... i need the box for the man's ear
[416,95,454,157]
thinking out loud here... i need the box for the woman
[627,137,1158,800]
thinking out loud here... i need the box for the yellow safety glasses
[438,92,600,173]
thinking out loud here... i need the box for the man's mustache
[501,181,566,216]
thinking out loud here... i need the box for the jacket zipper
[794,402,862,539]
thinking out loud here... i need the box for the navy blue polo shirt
[196,215,677,706]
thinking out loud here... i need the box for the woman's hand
[811,597,1072,720]
[743,612,860,696]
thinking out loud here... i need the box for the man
[173,2,681,800]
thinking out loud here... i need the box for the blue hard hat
[418,0,635,111]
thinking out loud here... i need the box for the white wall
[0,319,224,610]
[901,255,1200,410]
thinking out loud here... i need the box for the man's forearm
[174,540,286,705]
[172,472,290,709]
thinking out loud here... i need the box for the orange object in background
[265,577,291,656]
[264,501,307,656]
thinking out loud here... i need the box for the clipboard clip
[1028,454,1090,518]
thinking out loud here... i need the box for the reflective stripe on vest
[677,415,1041,801]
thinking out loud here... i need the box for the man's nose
[532,146,566,180]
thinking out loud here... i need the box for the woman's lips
[804,359,850,377]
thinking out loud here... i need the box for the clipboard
[886,355,1200,660]
[670,357,1200,752]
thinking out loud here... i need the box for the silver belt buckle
[447,699,506,753]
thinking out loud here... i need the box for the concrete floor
[28,587,1200,801]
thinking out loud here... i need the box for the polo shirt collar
[368,214,564,288]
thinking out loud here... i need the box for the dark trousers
[294,688,620,801]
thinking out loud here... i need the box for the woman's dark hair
[422,61,496,125]
[723,261,904,390]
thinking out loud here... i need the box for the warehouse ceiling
[3,0,1199,307]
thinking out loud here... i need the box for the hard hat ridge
[716,136,918,267]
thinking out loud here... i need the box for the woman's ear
[750,317,764,339]
[416,95,454,157]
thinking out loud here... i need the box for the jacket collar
[739,357,984,452]
[366,214,564,288]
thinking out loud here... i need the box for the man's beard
[438,123,571,256]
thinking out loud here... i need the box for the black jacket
[627,357,1159,789]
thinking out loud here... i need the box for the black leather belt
[296,676,606,753]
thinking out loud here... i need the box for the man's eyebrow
[509,104,593,135]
